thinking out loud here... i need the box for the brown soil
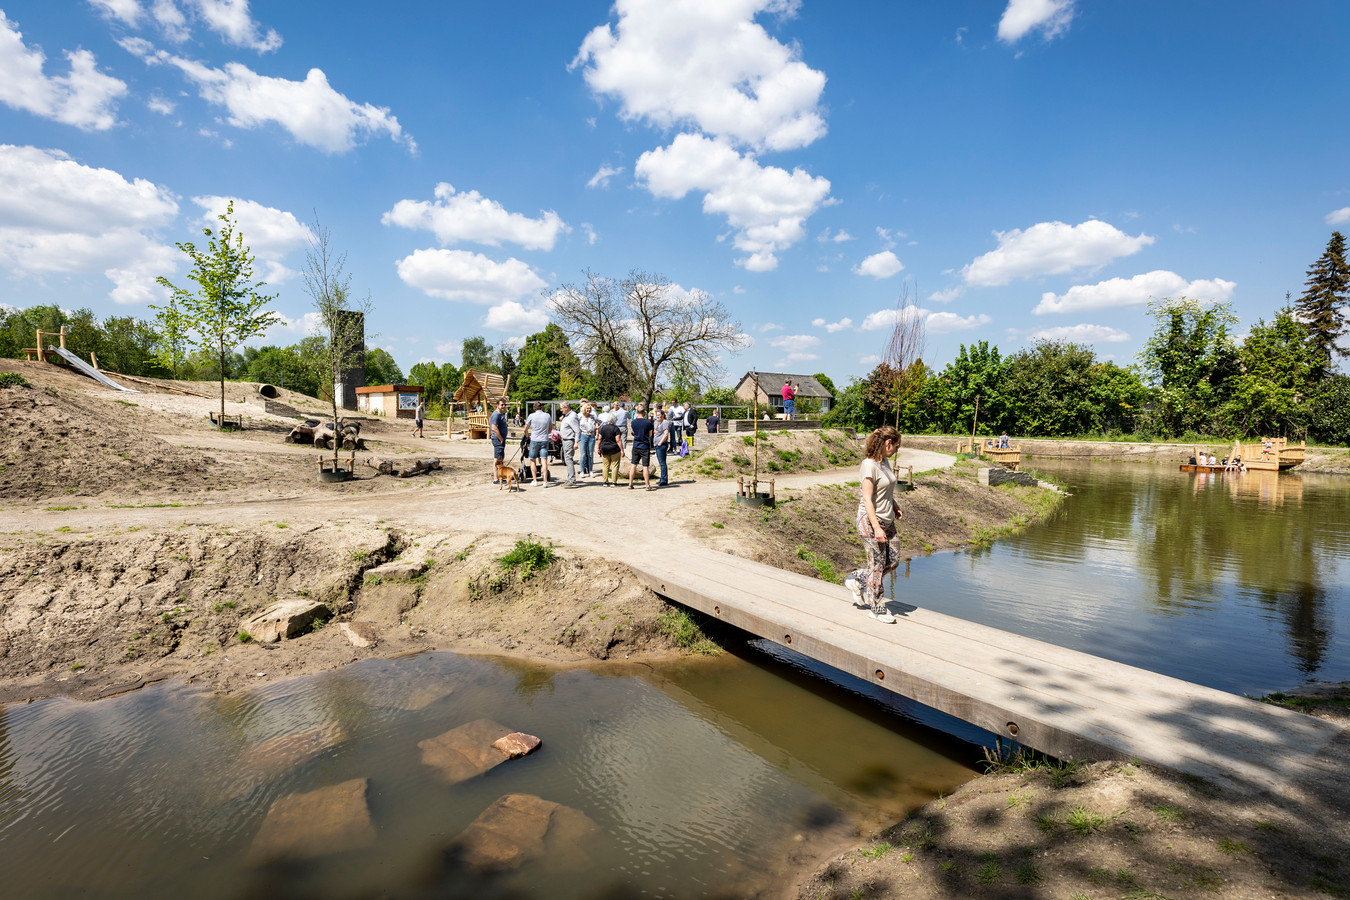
[682,458,1065,582]
[682,427,864,479]
[798,690,1350,900]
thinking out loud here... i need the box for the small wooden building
[454,369,510,438]
[734,372,834,416]
[356,384,423,418]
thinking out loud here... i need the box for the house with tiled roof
[733,372,834,414]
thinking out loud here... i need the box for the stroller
[516,432,564,482]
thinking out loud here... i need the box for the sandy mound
[0,380,224,501]
[685,427,862,479]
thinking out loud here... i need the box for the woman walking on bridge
[846,425,904,624]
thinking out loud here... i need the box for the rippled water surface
[0,651,976,899]
[891,460,1350,694]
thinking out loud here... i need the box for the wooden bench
[209,411,243,430]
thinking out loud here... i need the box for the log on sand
[365,457,442,478]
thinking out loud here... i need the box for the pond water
[891,459,1350,695]
[4,460,1346,897]
[0,650,976,899]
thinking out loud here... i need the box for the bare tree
[865,282,927,429]
[303,218,373,465]
[550,269,749,406]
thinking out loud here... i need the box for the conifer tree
[1295,231,1349,381]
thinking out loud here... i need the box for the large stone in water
[492,732,542,759]
[449,793,599,872]
[241,598,328,643]
[245,778,376,865]
[419,718,514,784]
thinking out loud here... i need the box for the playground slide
[50,346,139,393]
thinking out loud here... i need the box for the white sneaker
[844,576,863,606]
[868,609,897,624]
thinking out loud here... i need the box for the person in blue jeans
[578,403,597,477]
[652,409,671,486]
[524,401,554,486]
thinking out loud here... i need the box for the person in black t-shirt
[628,403,654,490]
[706,407,721,434]
[597,417,624,485]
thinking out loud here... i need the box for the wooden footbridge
[627,549,1344,791]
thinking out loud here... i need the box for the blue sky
[1,0,1347,384]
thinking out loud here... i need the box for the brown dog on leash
[495,461,520,492]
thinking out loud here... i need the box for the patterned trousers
[850,503,902,613]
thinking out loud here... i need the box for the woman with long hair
[846,425,904,623]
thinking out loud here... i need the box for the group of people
[489,398,723,490]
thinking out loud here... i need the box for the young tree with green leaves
[1295,231,1349,381]
[154,201,279,426]
[460,336,495,372]
[1223,307,1312,437]
[1138,297,1240,437]
[302,221,373,462]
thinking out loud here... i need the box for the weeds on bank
[796,545,842,583]
[499,537,557,579]
[982,746,1082,787]
[655,608,722,655]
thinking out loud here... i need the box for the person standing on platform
[781,379,796,420]
[413,398,425,437]
[844,426,903,624]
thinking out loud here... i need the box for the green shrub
[499,537,557,579]
[0,372,29,388]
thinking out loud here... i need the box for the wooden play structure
[1181,437,1305,473]
[453,369,510,439]
[25,325,137,393]
[958,437,1022,472]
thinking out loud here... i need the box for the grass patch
[1216,838,1250,854]
[710,521,724,528]
[0,372,30,388]
[1014,861,1041,884]
[655,608,722,655]
[860,842,893,859]
[976,854,1001,884]
[236,631,252,643]
[499,537,557,579]
[795,544,842,583]
[1152,804,1184,823]
[1066,804,1108,835]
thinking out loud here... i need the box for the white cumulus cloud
[809,316,851,332]
[0,144,178,304]
[0,11,127,131]
[191,0,281,53]
[927,311,992,334]
[636,132,831,271]
[770,332,820,364]
[95,0,281,52]
[394,249,547,305]
[129,43,410,153]
[997,0,1076,44]
[860,305,988,334]
[88,0,144,26]
[382,182,567,251]
[484,300,550,332]
[1034,270,1236,314]
[1327,207,1350,226]
[572,0,826,153]
[1027,323,1130,343]
[192,195,312,282]
[853,250,904,279]
[929,287,963,304]
[962,219,1154,287]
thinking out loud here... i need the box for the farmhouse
[734,372,834,415]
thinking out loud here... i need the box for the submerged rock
[492,732,542,759]
[449,793,599,872]
[240,722,348,779]
[241,599,328,643]
[419,718,516,784]
[245,778,376,865]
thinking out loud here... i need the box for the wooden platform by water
[628,549,1344,792]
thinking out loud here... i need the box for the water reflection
[0,651,976,899]
[897,461,1350,693]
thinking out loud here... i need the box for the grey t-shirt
[860,457,897,527]
[526,410,553,442]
